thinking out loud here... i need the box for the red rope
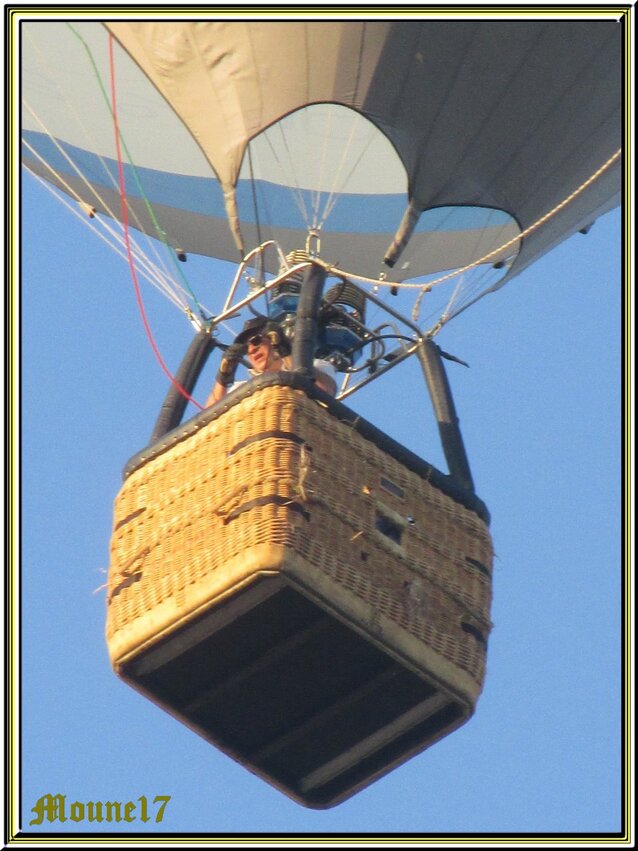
[107,35,203,411]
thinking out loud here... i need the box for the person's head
[235,318,290,374]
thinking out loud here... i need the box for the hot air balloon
[21,19,621,808]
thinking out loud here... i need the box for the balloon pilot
[206,317,337,407]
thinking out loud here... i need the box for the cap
[235,317,291,354]
[235,316,269,345]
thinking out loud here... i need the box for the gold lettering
[105,801,122,822]
[153,795,171,822]
[69,802,84,822]
[29,794,169,824]
[86,801,103,822]
[138,795,149,822]
[30,794,67,825]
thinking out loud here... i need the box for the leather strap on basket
[228,430,307,456]
[223,494,310,524]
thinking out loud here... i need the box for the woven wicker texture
[107,385,493,691]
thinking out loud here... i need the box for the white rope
[25,167,194,313]
[310,107,332,230]
[269,123,312,229]
[22,111,190,308]
[23,27,177,289]
[321,148,622,295]
[434,208,518,322]
[22,144,210,316]
[23,27,201,316]
[319,116,378,229]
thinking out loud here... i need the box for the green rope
[66,23,209,325]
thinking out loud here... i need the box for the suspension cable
[310,107,332,230]
[25,166,194,314]
[67,23,208,323]
[22,137,194,315]
[25,26,185,307]
[319,112,372,229]
[108,34,203,410]
[270,122,311,228]
[23,104,193,319]
[320,146,622,295]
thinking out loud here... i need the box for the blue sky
[17,161,625,840]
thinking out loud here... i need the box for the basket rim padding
[124,372,490,525]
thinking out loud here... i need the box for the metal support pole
[416,339,475,493]
[291,261,327,378]
[150,329,214,443]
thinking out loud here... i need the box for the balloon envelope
[22,20,621,288]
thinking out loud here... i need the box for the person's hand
[216,340,246,387]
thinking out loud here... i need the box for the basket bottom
[117,576,470,808]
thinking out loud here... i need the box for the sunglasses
[246,334,266,347]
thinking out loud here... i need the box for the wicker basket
[106,379,493,807]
